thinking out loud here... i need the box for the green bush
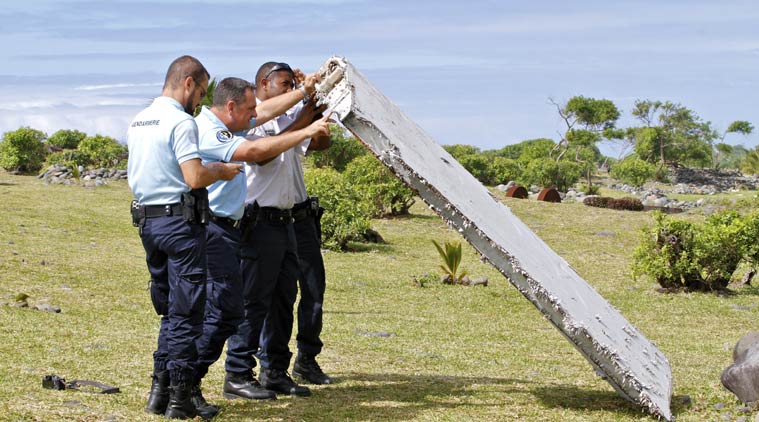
[343,154,415,217]
[610,156,656,187]
[632,211,759,291]
[0,127,47,173]
[489,157,520,185]
[46,129,86,150]
[457,154,491,184]
[307,125,367,172]
[304,167,374,250]
[520,158,582,191]
[45,149,90,168]
[78,135,126,168]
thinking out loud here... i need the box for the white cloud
[76,82,162,91]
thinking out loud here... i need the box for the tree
[344,154,415,216]
[0,127,47,173]
[443,144,480,160]
[715,120,753,168]
[46,129,86,150]
[629,100,716,168]
[550,96,620,190]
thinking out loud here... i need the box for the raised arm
[180,159,242,189]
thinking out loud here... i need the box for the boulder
[721,332,759,403]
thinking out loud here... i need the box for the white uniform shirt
[244,101,310,209]
[195,106,248,220]
[127,96,201,205]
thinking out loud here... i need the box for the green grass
[1,172,756,421]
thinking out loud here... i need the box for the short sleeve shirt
[195,106,247,220]
[244,101,310,209]
[127,96,201,205]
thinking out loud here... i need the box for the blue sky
[2,0,759,157]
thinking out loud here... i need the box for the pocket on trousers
[174,272,206,316]
[150,279,169,316]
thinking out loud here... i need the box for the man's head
[255,62,296,101]
[211,77,256,132]
[162,55,209,114]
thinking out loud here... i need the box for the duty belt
[258,207,294,225]
[140,203,183,218]
[210,214,241,229]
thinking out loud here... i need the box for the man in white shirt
[225,62,329,397]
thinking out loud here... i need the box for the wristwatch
[298,84,311,104]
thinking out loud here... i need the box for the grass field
[0,172,757,421]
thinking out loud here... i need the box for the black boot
[260,368,311,397]
[222,371,277,400]
[293,353,332,385]
[164,380,197,419]
[144,370,169,414]
[191,381,219,419]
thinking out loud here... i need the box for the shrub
[304,167,374,250]
[46,129,86,150]
[489,157,520,185]
[44,150,90,168]
[520,158,582,191]
[610,156,656,187]
[431,240,467,284]
[608,197,644,211]
[307,125,367,171]
[632,211,759,291]
[583,196,612,208]
[78,135,127,168]
[457,153,491,184]
[0,127,47,173]
[343,154,415,217]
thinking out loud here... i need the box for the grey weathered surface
[722,332,759,403]
[316,57,673,420]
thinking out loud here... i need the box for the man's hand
[304,113,332,139]
[302,72,320,95]
[206,162,243,181]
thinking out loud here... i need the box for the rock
[737,404,752,413]
[678,394,692,407]
[597,230,616,236]
[470,277,488,286]
[15,301,28,308]
[495,184,508,192]
[356,330,394,338]
[715,402,725,410]
[722,332,759,403]
[34,304,61,313]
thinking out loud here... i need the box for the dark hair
[254,61,294,87]
[163,55,209,90]
[213,77,254,107]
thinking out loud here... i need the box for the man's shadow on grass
[219,372,658,420]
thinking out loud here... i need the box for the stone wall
[38,164,127,187]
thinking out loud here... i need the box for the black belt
[292,199,315,222]
[258,206,294,225]
[141,203,183,218]
[210,214,241,229]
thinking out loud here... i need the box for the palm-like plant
[431,240,467,284]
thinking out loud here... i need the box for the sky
[2,0,759,158]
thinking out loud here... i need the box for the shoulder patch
[216,130,232,142]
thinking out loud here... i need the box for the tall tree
[629,100,716,169]
[550,96,620,191]
[715,120,754,168]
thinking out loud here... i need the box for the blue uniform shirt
[127,96,201,205]
[195,106,247,220]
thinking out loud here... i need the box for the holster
[181,188,210,225]
[310,197,325,245]
[240,202,260,245]
[130,200,143,228]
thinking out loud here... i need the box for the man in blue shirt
[195,76,329,404]
[127,55,241,419]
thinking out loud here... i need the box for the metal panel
[316,57,672,421]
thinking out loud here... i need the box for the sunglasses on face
[263,62,296,89]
